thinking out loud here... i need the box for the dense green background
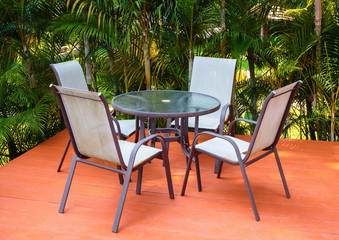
[0,0,338,166]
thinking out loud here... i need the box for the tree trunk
[188,49,194,88]
[143,37,151,90]
[330,109,335,142]
[107,48,118,94]
[220,0,226,57]
[315,0,322,72]
[247,47,257,120]
[141,2,151,91]
[123,63,129,93]
[84,34,92,89]
[261,23,268,40]
[92,63,97,92]
[188,1,195,88]
[23,43,36,88]
[306,97,317,140]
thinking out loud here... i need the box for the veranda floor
[0,130,339,240]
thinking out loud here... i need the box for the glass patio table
[111,90,220,156]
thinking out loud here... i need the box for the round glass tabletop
[111,90,220,118]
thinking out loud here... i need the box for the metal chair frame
[51,85,174,233]
[181,81,302,221]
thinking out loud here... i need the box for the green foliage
[0,0,338,166]
[0,61,64,166]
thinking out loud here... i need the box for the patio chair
[172,56,237,172]
[50,85,174,233]
[188,56,237,134]
[181,80,302,221]
[50,60,139,172]
[171,56,237,135]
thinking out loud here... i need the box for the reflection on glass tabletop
[111,90,220,118]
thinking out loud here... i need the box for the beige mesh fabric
[118,140,162,168]
[195,136,249,162]
[250,82,298,155]
[188,56,237,130]
[51,60,137,139]
[56,86,121,165]
[113,119,137,137]
[51,60,88,90]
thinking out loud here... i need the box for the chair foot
[214,159,220,174]
[112,168,133,233]
[216,161,223,179]
[181,153,194,196]
[274,148,290,198]
[59,154,77,213]
[240,164,260,222]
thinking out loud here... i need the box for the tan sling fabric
[57,86,121,165]
[250,82,298,155]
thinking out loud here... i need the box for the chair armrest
[227,118,257,135]
[127,134,168,168]
[218,103,234,135]
[111,115,123,139]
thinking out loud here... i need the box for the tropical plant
[0,0,338,167]
[0,0,66,165]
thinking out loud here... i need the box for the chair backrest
[248,81,302,156]
[190,56,237,120]
[50,60,88,90]
[50,85,124,167]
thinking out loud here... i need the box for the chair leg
[214,159,221,174]
[134,116,140,143]
[59,153,77,213]
[194,156,202,192]
[274,148,290,198]
[181,152,194,196]
[136,167,143,195]
[57,138,71,172]
[117,165,124,185]
[163,154,175,199]
[239,164,260,221]
[112,167,133,233]
[216,161,224,179]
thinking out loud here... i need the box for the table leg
[180,117,190,158]
[149,117,156,147]
[134,116,140,142]
[139,117,146,139]
[194,116,199,136]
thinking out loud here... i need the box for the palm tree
[224,0,273,120]
[121,0,170,90]
[174,0,218,85]
[259,0,338,140]
[0,0,66,165]
[315,2,338,141]
[0,0,45,88]
[0,59,61,165]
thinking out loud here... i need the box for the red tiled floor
[0,130,339,239]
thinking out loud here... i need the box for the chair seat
[118,140,162,167]
[117,119,137,137]
[171,115,220,131]
[187,115,219,130]
[195,136,249,163]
